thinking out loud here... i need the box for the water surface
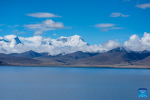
[0,66,150,100]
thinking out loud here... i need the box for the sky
[0,0,150,45]
[0,0,150,55]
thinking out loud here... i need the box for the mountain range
[0,47,150,68]
[0,35,92,55]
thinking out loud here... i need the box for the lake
[0,66,149,100]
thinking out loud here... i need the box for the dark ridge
[10,50,49,58]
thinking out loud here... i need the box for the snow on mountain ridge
[0,35,23,48]
[57,36,68,43]
[0,35,132,55]
[109,46,133,52]
[1,34,150,55]
[56,35,87,47]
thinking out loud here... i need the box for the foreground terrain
[0,47,150,68]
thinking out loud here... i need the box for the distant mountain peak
[56,35,88,46]
[27,50,36,53]
[57,35,84,42]
[137,50,150,54]
[142,50,150,53]
[70,35,82,39]
[14,37,22,44]
[11,50,43,58]
[0,38,10,43]
[109,46,132,52]
[57,36,68,43]
[59,36,67,39]
[115,47,126,51]
[9,36,23,48]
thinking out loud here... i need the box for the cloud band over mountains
[0,32,150,55]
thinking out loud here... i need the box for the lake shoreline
[1,65,150,69]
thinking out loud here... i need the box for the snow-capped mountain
[0,35,91,54]
[14,37,22,44]
[0,36,9,42]
[108,46,133,53]
[0,38,9,43]
[2,36,22,48]
[0,35,22,46]
[1,34,150,55]
[56,35,88,47]
[57,36,68,43]
[136,50,150,54]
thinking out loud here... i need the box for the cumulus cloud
[136,3,150,9]
[95,23,123,31]
[124,32,150,51]
[4,35,17,41]
[110,13,130,17]
[103,40,121,50]
[3,35,21,48]
[24,19,66,35]
[26,12,61,18]
[124,34,142,51]
[141,32,150,46]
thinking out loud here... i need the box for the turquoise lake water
[0,66,150,100]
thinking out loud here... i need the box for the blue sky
[0,0,150,45]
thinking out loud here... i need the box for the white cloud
[124,32,150,51]
[26,12,61,18]
[95,23,115,27]
[34,30,43,35]
[4,35,17,41]
[141,32,150,46]
[20,35,44,46]
[124,34,142,51]
[121,14,130,17]
[100,28,108,31]
[103,40,121,50]
[95,23,123,31]
[136,3,150,9]
[24,24,42,29]
[109,27,124,29]
[24,19,66,35]
[3,35,19,48]
[8,25,19,27]
[13,30,25,34]
[43,19,64,29]
[53,34,57,36]
[110,13,130,17]
[110,13,121,17]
